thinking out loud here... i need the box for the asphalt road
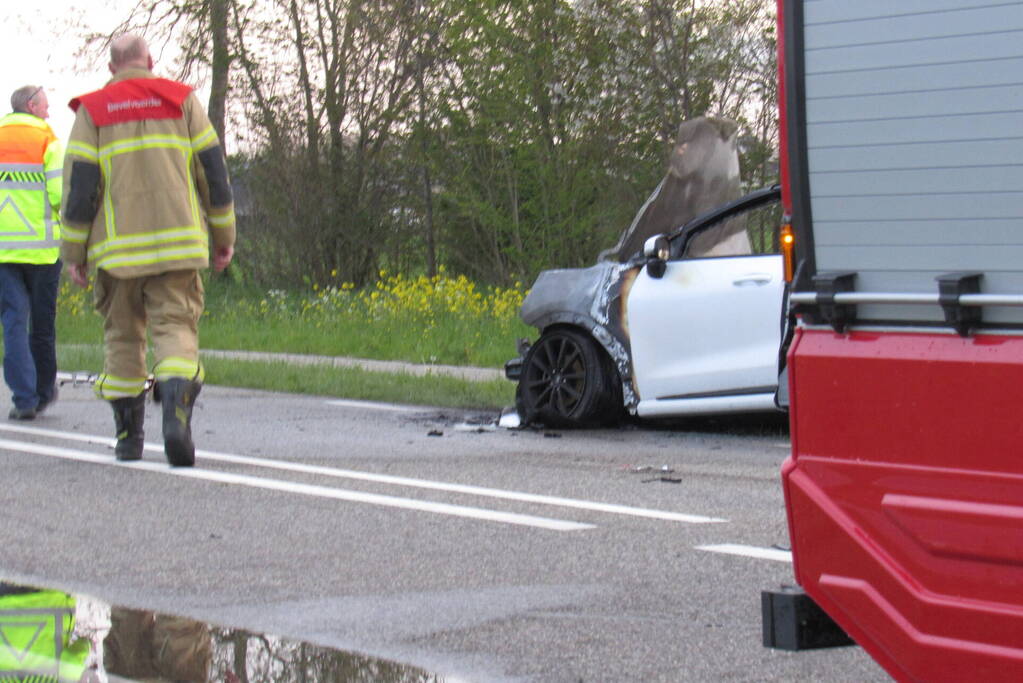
[0,380,891,682]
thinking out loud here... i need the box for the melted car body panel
[519,261,639,410]
[601,117,744,263]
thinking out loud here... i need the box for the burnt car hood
[519,261,640,405]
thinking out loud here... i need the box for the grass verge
[55,271,529,410]
[57,344,516,411]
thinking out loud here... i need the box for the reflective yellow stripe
[101,156,115,239]
[92,244,209,270]
[208,213,233,227]
[98,134,192,158]
[66,141,98,161]
[154,357,204,382]
[94,374,147,400]
[62,224,89,242]
[191,125,217,150]
[86,226,207,259]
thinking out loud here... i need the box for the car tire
[517,328,620,428]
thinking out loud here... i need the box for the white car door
[626,193,784,416]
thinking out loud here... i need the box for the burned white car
[505,118,785,427]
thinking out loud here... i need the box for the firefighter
[61,34,236,466]
[0,86,63,421]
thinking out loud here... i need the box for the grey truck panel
[801,1,1023,324]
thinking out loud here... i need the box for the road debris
[643,476,682,484]
[628,464,675,474]
[498,409,521,429]
[453,421,497,433]
[60,371,157,393]
[627,464,680,483]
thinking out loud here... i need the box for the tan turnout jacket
[61,68,235,278]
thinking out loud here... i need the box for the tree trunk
[208,0,231,148]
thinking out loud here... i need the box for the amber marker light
[780,218,795,282]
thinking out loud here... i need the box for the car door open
[626,191,784,417]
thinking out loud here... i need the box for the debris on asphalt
[641,475,683,484]
[627,464,680,483]
[628,464,675,474]
[498,409,521,429]
[60,371,158,393]
[59,371,104,387]
[453,421,497,433]
[543,432,562,438]
[427,429,443,437]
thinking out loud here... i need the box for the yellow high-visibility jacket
[0,113,62,264]
[61,68,235,278]
[0,587,89,681]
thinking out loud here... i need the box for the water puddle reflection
[0,582,443,682]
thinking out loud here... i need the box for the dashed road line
[0,437,593,531]
[695,543,792,563]
[0,423,726,524]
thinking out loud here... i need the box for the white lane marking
[325,398,421,412]
[696,544,792,563]
[0,423,726,524]
[0,438,593,531]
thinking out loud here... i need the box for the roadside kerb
[199,349,504,383]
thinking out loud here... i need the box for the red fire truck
[772,1,1023,680]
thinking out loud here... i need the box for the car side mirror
[643,235,670,279]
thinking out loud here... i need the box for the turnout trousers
[93,268,205,400]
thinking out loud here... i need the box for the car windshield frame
[670,185,782,258]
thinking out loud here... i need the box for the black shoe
[8,406,36,421]
[159,378,201,467]
[115,437,144,461]
[36,386,58,415]
[111,394,146,461]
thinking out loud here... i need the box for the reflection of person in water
[0,584,94,682]
[104,607,212,681]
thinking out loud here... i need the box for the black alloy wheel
[517,328,618,427]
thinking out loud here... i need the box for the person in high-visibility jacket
[0,86,63,421]
[0,584,91,682]
[61,33,236,466]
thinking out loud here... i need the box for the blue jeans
[0,261,61,411]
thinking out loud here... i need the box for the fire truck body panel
[780,1,1023,679]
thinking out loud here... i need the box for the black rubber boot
[159,378,201,467]
[111,394,146,461]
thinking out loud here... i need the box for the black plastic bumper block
[762,586,855,650]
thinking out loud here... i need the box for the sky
[0,1,190,140]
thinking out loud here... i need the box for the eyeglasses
[29,87,43,103]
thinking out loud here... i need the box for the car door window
[679,198,783,259]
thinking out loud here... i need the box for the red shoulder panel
[69,78,193,127]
